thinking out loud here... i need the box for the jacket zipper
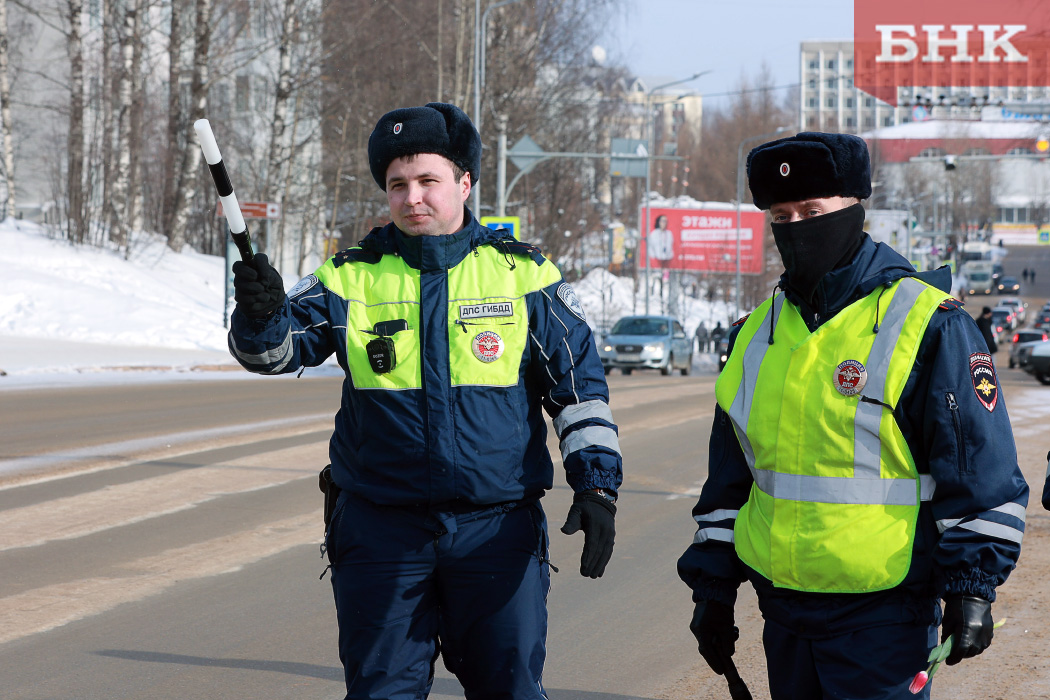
[945,392,969,474]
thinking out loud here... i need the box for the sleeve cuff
[943,569,998,602]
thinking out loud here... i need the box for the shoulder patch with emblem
[732,314,751,327]
[556,283,586,322]
[939,297,965,311]
[288,274,319,299]
[969,352,998,412]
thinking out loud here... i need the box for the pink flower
[909,671,929,694]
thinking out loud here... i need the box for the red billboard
[855,0,1050,107]
[638,207,766,274]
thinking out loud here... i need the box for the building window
[827,59,836,69]
[963,147,990,156]
[846,97,854,108]
[846,59,854,69]
[809,59,818,70]
[883,116,893,126]
[918,147,947,157]
[1018,207,1030,223]
[1008,147,1034,155]
[211,83,230,116]
[865,97,874,107]
[235,75,250,112]
[827,77,837,89]
[827,97,836,108]
[846,116,855,128]
[999,207,1015,223]
[807,97,818,108]
[864,117,875,127]
[808,79,816,89]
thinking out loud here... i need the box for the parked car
[1036,312,1050,331]
[1021,341,1050,385]
[996,276,1021,294]
[598,315,693,376]
[999,296,1026,325]
[1009,329,1049,368]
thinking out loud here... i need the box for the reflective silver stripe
[993,502,1028,521]
[694,527,735,544]
[752,471,922,506]
[228,329,294,373]
[727,293,784,475]
[853,278,927,479]
[937,501,1027,534]
[694,509,740,523]
[919,474,936,501]
[552,399,615,437]
[958,519,1025,544]
[560,425,621,460]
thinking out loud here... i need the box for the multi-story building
[801,39,1050,135]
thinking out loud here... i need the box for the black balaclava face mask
[770,202,866,306]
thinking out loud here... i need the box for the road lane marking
[0,413,333,487]
[0,441,328,552]
[0,513,320,646]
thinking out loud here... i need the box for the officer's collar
[394,206,479,271]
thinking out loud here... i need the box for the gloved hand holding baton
[194,119,285,319]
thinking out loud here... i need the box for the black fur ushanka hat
[746,132,872,210]
[368,102,481,191]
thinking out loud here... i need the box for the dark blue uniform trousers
[762,616,937,699]
[326,493,551,700]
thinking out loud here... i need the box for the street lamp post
[734,126,791,319]
[472,0,525,217]
[642,71,710,315]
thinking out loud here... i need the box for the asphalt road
[3,287,1049,699]
[0,369,720,700]
[991,244,1050,309]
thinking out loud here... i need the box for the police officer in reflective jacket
[677,132,1027,699]
[228,102,622,700]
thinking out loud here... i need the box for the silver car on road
[598,315,693,376]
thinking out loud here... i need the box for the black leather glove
[232,253,285,319]
[690,600,739,676]
[942,595,994,665]
[560,490,616,578]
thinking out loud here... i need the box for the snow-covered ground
[1,220,732,389]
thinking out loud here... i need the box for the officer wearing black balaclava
[678,132,1027,699]
[750,132,872,316]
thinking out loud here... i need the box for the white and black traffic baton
[193,118,255,262]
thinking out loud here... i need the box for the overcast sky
[599,0,855,110]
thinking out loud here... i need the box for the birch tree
[167,0,211,251]
[109,0,141,250]
[65,0,86,243]
[163,0,185,230]
[260,0,296,253]
[0,0,15,218]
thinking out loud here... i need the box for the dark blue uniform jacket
[228,213,622,508]
[678,237,1028,635]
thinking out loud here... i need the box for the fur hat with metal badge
[368,102,482,191]
[746,132,872,210]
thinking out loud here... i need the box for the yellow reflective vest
[716,277,949,593]
[313,244,561,391]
